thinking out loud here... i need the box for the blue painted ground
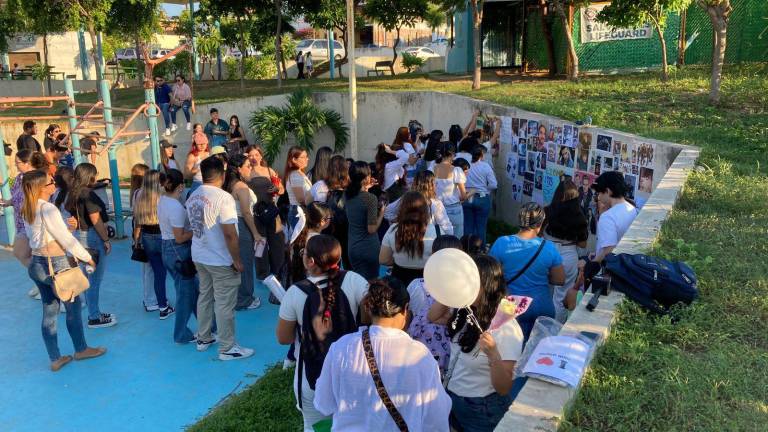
[0,237,285,432]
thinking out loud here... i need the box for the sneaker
[283,358,296,370]
[171,124,178,132]
[88,313,117,329]
[219,344,254,361]
[144,303,160,312]
[196,336,217,352]
[28,286,39,298]
[164,128,171,136]
[246,297,261,310]
[186,122,192,131]
[159,305,175,320]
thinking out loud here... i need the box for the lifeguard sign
[580,3,652,43]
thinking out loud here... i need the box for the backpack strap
[506,240,547,286]
[362,329,409,431]
[294,278,319,410]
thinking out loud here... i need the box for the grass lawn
[114,64,763,431]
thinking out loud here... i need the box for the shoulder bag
[41,207,90,302]
[362,328,409,432]
[506,239,547,285]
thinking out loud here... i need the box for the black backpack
[603,253,698,315]
[295,271,358,405]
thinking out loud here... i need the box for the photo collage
[500,115,656,211]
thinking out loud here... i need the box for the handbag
[41,210,90,302]
[362,328,409,432]
[131,243,149,262]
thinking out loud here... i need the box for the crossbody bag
[41,206,90,302]
[362,328,409,431]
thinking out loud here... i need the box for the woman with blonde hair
[23,170,106,371]
[133,170,174,319]
[129,163,158,312]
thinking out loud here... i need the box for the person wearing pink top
[170,75,193,132]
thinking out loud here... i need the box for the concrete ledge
[495,146,700,432]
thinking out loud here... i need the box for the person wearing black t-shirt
[65,163,117,329]
[16,120,41,153]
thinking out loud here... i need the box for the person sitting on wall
[16,120,41,153]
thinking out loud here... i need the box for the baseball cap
[160,139,177,148]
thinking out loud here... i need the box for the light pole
[346,0,358,159]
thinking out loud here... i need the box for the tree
[61,0,115,82]
[469,0,483,89]
[437,0,465,48]
[551,0,591,80]
[106,0,161,86]
[423,3,446,41]
[302,0,365,76]
[249,88,349,164]
[19,0,76,95]
[364,0,429,71]
[696,0,732,104]
[197,25,224,81]
[598,0,692,81]
[0,0,24,57]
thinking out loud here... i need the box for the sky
[162,3,186,18]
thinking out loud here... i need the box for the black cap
[160,139,177,148]
[591,171,628,197]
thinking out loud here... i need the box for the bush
[401,52,425,73]
[225,56,276,80]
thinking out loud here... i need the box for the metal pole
[189,0,200,81]
[100,79,124,238]
[215,20,223,80]
[64,79,85,164]
[77,29,91,80]
[1,53,10,79]
[346,0,358,159]
[0,138,15,244]
[145,88,161,169]
[328,29,335,79]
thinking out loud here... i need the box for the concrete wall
[0,79,143,97]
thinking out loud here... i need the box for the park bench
[367,60,394,77]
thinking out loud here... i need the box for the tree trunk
[135,36,144,82]
[655,23,669,81]
[703,2,731,105]
[392,27,400,74]
[237,15,246,90]
[43,34,52,96]
[677,9,687,66]
[471,0,482,90]
[554,1,578,80]
[450,12,454,47]
[540,1,557,76]
[275,0,283,88]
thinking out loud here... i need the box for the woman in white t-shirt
[158,169,198,344]
[384,170,453,235]
[433,142,467,238]
[429,254,523,432]
[276,235,369,432]
[380,191,437,286]
[309,146,333,202]
[314,276,451,430]
[284,146,312,235]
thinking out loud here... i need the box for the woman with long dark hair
[227,115,248,155]
[308,146,332,185]
[384,169,453,235]
[380,191,437,285]
[464,144,498,245]
[23,170,105,371]
[323,155,351,269]
[224,154,262,310]
[544,179,588,322]
[284,146,312,235]
[434,141,467,238]
[160,140,179,172]
[287,202,332,285]
[432,254,523,431]
[276,234,369,431]
[345,161,385,280]
[65,163,116,328]
[423,129,444,169]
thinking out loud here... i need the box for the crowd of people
[4,108,640,431]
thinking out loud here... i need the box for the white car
[402,47,440,58]
[114,48,142,61]
[295,39,346,61]
[150,49,175,60]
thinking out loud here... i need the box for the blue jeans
[169,100,191,124]
[463,193,492,245]
[76,229,106,320]
[236,217,256,309]
[448,390,512,432]
[28,255,88,361]
[142,232,168,308]
[159,102,171,128]
[162,239,198,343]
[445,202,464,239]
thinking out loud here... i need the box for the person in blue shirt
[489,202,565,341]
[154,75,173,137]
[204,108,230,148]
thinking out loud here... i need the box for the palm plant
[249,88,349,163]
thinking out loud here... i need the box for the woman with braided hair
[314,276,451,430]
[489,202,565,341]
[276,234,369,431]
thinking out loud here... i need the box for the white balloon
[424,248,480,308]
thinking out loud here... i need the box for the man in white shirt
[186,157,253,360]
[591,171,638,262]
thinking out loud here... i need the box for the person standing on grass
[154,76,173,137]
[22,170,106,372]
[16,120,41,153]
[296,51,305,79]
[204,108,230,149]
[187,157,253,360]
[305,53,313,79]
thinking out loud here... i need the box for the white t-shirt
[406,278,428,317]
[310,180,329,202]
[287,171,312,206]
[435,166,466,206]
[381,223,437,269]
[158,195,189,241]
[383,149,411,191]
[447,318,524,398]
[455,152,472,164]
[595,200,638,253]
[465,160,498,194]
[384,197,453,236]
[313,326,451,431]
[186,185,239,266]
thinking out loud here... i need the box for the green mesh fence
[683,0,768,65]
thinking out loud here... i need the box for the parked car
[150,49,175,60]
[402,47,440,59]
[295,39,346,61]
[115,48,142,61]
[228,47,261,59]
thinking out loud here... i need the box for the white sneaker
[186,122,192,131]
[28,286,39,298]
[246,297,261,310]
[196,335,217,352]
[164,128,171,136]
[283,359,296,370]
[171,124,178,132]
[33,292,41,300]
[219,344,254,361]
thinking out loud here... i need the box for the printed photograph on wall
[620,141,632,164]
[535,123,547,152]
[535,169,544,190]
[574,171,596,218]
[518,139,527,157]
[638,167,654,193]
[536,152,547,170]
[523,180,534,196]
[637,142,655,167]
[512,118,520,137]
[527,120,539,139]
[551,124,563,145]
[519,119,528,138]
[527,152,537,172]
[543,173,560,204]
[547,142,557,163]
[624,174,637,200]
[506,154,517,180]
[613,139,622,156]
[577,131,592,170]
[524,171,535,183]
[558,146,575,168]
[596,134,613,152]
[518,157,527,176]
[604,157,614,172]
[563,124,574,147]
[511,181,522,201]
[632,164,639,175]
[593,155,602,176]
